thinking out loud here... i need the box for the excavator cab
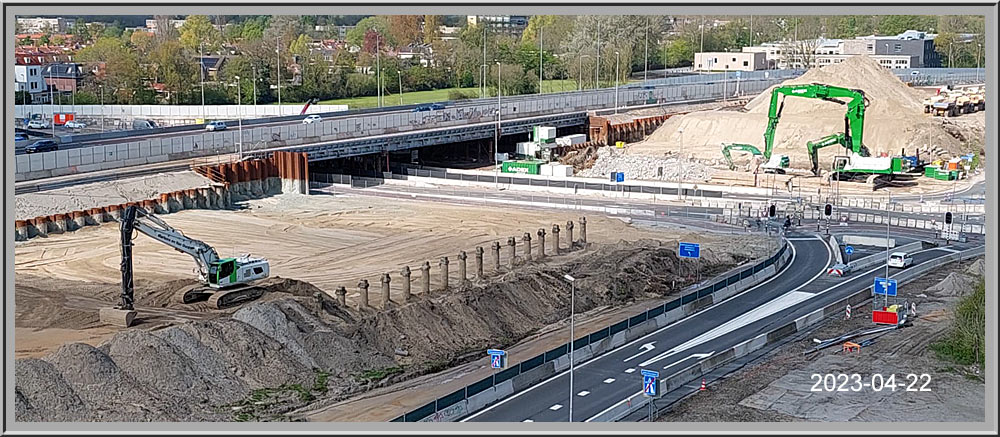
[207,259,237,287]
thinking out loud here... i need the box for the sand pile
[637,56,973,173]
[15,170,213,221]
[15,238,758,421]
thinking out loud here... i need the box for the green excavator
[723,83,902,178]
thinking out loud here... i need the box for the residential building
[16,17,67,33]
[14,58,47,103]
[397,43,435,67]
[145,18,186,33]
[437,25,461,41]
[693,51,767,72]
[41,63,85,93]
[197,56,227,81]
[15,46,74,64]
[315,25,355,39]
[466,15,530,37]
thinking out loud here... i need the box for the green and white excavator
[723,83,903,179]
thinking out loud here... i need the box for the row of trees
[26,14,986,107]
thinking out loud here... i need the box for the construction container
[551,164,574,177]
[501,160,542,175]
[516,141,538,158]
[946,160,959,170]
[555,134,587,147]
[539,163,554,176]
[533,126,557,143]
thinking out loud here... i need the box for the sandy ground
[14,191,760,358]
[658,257,985,422]
[15,170,214,221]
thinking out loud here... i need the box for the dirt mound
[637,56,973,172]
[964,258,985,276]
[926,271,977,298]
[15,240,751,421]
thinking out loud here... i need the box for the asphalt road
[460,239,966,422]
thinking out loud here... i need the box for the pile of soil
[637,56,977,173]
[15,239,748,422]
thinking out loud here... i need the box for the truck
[132,118,159,130]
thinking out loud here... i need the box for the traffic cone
[699,378,707,391]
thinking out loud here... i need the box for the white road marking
[624,368,636,374]
[662,352,715,370]
[549,404,563,411]
[461,237,820,422]
[603,378,616,384]
[523,419,534,422]
[622,342,656,362]
[938,247,961,253]
[578,391,590,397]
[638,291,814,367]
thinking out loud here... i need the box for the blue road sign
[873,277,898,296]
[844,246,855,255]
[616,172,625,183]
[678,242,700,259]
[735,71,741,78]
[487,349,506,369]
[610,172,617,182]
[641,369,659,397]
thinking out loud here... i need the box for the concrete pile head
[357,279,370,309]
[400,266,412,302]
[335,286,348,306]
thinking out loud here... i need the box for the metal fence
[383,242,789,422]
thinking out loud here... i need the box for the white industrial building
[693,51,768,72]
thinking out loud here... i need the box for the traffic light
[768,204,777,218]
[945,211,953,225]
[824,203,833,217]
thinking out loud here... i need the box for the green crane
[722,82,887,176]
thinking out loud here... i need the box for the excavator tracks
[177,284,267,310]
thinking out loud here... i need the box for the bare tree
[778,38,818,69]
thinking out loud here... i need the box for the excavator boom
[763,83,871,160]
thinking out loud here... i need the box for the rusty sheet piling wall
[14,152,309,242]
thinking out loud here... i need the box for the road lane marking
[578,391,590,397]
[603,378,616,384]
[624,368,636,374]
[523,419,533,422]
[662,352,715,370]
[622,342,656,362]
[588,247,953,422]
[460,237,820,422]
[549,404,563,411]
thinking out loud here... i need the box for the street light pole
[200,42,205,122]
[398,71,403,106]
[885,190,891,309]
[49,68,55,137]
[252,65,258,118]
[99,84,104,133]
[976,43,981,81]
[235,75,243,160]
[563,274,576,422]
[578,55,590,91]
[376,32,381,108]
[495,60,501,189]
[644,16,649,83]
[538,25,543,94]
[614,51,620,114]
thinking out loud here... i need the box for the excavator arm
[806,133,848,176]
[721,143,763,170]
[760,83,871,165]
[123,206,222,283]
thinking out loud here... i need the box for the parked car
[887,252,913,269]
[303,114,322,124]
[430,103,446,110]
[15,133,29,142]
[25,140,59,154]
[27,119,50,129]
[65,120,87,129]
[132,118,159,130]
[205,120,228,131]
[413,103,446,112]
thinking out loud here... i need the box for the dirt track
[14,192,767,358]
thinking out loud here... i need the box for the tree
[102,20,125,38]
[662,39,694,68]
[130,30,155,55]
[289,34,311,58]
[69,18,93,43]
[241,16,268,40]
[383,15,421,46]
[487,63,538,96]
[15,91,31,104]
[75,36,143,104]
[179,15,222,52]
[422,15,440,44]
[153,15,180,43]
[346,16,392,48]
[149,40,199,104]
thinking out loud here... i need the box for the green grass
[930,275,985,368]
[292,79,642,109]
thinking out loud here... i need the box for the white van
[887,252,913,268]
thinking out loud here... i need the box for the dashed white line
[603,378,616,384]
[549,404,563,411]
[578,391,591,397]
[624,368,636,374]
[523,419,534,422]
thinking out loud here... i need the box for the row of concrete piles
[322,217,589,311]
[14,186,234,241]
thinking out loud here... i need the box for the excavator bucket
[99,307,138,327]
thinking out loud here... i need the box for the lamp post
[614,51,620,114]
[644,16,649,83]
[884,190,892,309]
[49,68,55,137]
[200,42,205,122]
[233,75,243,159]
[495,60,501,189]
[252,64,258,118]
[578,55,590,91]
[398,70,404,106]
[976,43,981,81]
[276,35,282,116]
[99,84,104,133]
[538,24,543,94]
[563,274,576,422]
[375,31,381,108]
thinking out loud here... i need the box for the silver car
[205,121,228,131]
